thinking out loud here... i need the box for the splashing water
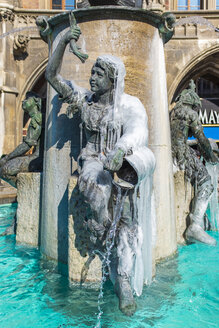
[174,16,217,31]
[94,186,128,328]
[0,26,39,39]
[206,162,219,230]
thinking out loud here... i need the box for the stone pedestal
[68,176,102,282]
[16,172,42,246]
[174,170,193,244]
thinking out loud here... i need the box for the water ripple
[0,204,218,328]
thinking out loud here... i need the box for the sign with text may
[199,99,219,124]
[198,99,219,141]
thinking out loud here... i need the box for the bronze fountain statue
[170,80,218,246]
[45,16,155,316]
[0,92,43,188]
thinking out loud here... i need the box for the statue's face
[89,64,113,95]
[22,97,36,113]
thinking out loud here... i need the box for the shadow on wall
[45,95,82,273]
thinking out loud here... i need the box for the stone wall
[0,8,49,155]
[165,11,219,104]
[21,0,39,9]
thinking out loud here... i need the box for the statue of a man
[0,92,43,187]
[170,80,218,246]
[46,25,155,316]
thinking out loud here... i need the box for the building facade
[0,0,218,156]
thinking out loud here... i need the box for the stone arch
[168,44,219,104]
[17,57,48,113]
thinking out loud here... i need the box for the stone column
[207,0,216,10]
[40,7,177,265]
[147,31,177,260]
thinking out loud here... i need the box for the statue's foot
[185,223,216,246]
[115,275,137,316]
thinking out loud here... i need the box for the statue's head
[176,79,201,109]
[188,79,196,91]
[90,55,126,97]
[22,92,41,114]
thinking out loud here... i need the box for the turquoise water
[0,204,218,328]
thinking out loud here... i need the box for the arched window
[51,0,76,10]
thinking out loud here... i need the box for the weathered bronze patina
[0,92,43,188]
[170,80,218,246]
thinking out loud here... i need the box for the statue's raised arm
[190,118,218,164]
[45,22,81,103]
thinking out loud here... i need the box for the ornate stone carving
[13,34,30,57]
[0,9,15,22]
[144,0,165,10]
[16,14,37,26]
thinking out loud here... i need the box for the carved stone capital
[0,9,15,22]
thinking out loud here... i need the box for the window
[217,0,219,9]
[177,0,201,10]
[52,0,76,10]
[197,77,219,105]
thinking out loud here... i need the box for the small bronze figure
[0,92,43,188]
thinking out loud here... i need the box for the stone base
[174,170,194,244]
[68,176,102,282]
[16,172,42,247]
